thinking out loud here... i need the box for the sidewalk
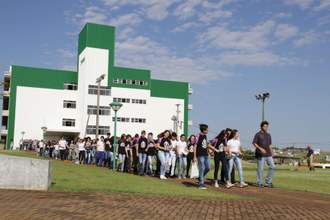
[0,187,329,220]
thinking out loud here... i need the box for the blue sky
[1,0,330,151]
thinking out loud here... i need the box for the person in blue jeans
[193,124,218,189]
[253,121,275,188]
[137,130,148,176]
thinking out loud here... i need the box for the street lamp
[110,101,123,171]
[95,74,106,139]
[255,92,270,121]
[41,126,47,157]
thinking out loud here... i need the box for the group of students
[34,120,275,190]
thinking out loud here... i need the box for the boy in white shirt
[177,134,188,179]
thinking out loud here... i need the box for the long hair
[216,130,227,142]
[228,129,238,140]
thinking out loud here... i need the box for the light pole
[95,74,106,140]
[255,93,270,121]
[41,126,47,157]
[110,101,123,171]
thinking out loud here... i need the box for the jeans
[168,153,177,176]
[158,151,169,176]
[197,156,210,186]
[118,154,126,172]
[228,155,244,183]
[139,153,147,174]
[214,152,228,181]
[69,150,74,161]
[104,150,111,167]
[147,155,154,175]
[177,154,187,177]
[257,156,275,184]
[97,151,105,166]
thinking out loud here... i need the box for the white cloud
[110,13,142,26]
[172,22,199,32]
[173,0,203,20]
[283,0,314,10]
[65,6,107,27]
[294,30,320,47]
[115,36,230,83]
[198,20,275,52]
[274,24,299,40]
[198,8,232,24]
[313,0,330,11]
[275,12,292,18]
[317,15,330,26]
[57,49,76,59]
[219,51,306,66]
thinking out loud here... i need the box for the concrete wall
[0,154,52,190]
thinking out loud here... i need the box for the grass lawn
[1,149,330,197]
[0,149,240,200]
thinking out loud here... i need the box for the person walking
[186,135,195,178]
[305,145,315,171]
[59,136,67,161]
[157,130,172,180]
[177,134,188,179]
[227,130,248,188]
[253,121,275,188]
[138,130,148,176]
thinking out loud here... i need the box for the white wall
[13,86,79,148]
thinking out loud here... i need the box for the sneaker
[160,175,167,180]
[182,175,186,179]
[226,183,234,189]
[178,176,182,179]
[240,182,248,188]
[199,185,207,190]
[258,184,264,188]
[265,183,274,188]
[214,182,219,188]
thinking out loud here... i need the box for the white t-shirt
[170,140,177,156]
[54,144,59,151]
[227,139,240,153]
[177,140,187,155]
[39,141,44,149]
[78,142,85,151]
[97,140,105,152]
[59,139,67,150]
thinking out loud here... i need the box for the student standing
[305,145,315,171]
[125,135,133,173]
[132,134,139,175]
[157,130,172,180]
[210,130,233,188]
[177,134,188,179]
[77,138,85,164]
[59,136,67,161]
[138,130,148,176]
[104,133,112,168]
[146,133,156,176]
[253,121,275,187]
[186,135,195,178]
[227,130,248,188]
[96,136,105,167]
[168,132,178,177]
[117,134,127,172]
[194,124,217,189]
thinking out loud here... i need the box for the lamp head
[110,101,123,111]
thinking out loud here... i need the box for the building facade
[1,23,193,149]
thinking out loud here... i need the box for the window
[131,99,146,105]
[87,105,111,115]
[112,117,130,122]
[113,97,130,103]
[86,125,110,135]
[113,78,148,87]
[63,100,76,109]
[88,85,111,96]
[64,83,77,90]
[131,118,146,123]
[62,118,75,127]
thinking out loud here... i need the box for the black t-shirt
[147,139,156,156]
[159,138,171,151]
[195,134,208,157]
[104,137,112,151]
[132,139,138,156]
[138,137,148,154]
[253,131,272,157]
[187,143,194,155]
[125,141,131,157]
[215,139,226,152]
[118,140,126,155]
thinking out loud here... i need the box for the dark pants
[186,153,194,177]
[79,151,85,164]
[132,155,139,175]
[125,156,131,172]
[156,153,161,175]
[214,152,228,182]
[60,149,66,161]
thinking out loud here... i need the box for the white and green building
[1,23,193,149]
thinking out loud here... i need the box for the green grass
[2,149,330,197]
[0,150,239,200]
[204,160,330,196]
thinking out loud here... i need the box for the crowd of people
[17,121,275,190]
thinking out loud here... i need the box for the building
[1,23,193,149]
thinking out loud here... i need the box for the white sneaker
[160,175,167,180]
[214,182,219,188]
[226,182,234,189]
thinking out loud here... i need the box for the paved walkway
[1,182,329,220]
